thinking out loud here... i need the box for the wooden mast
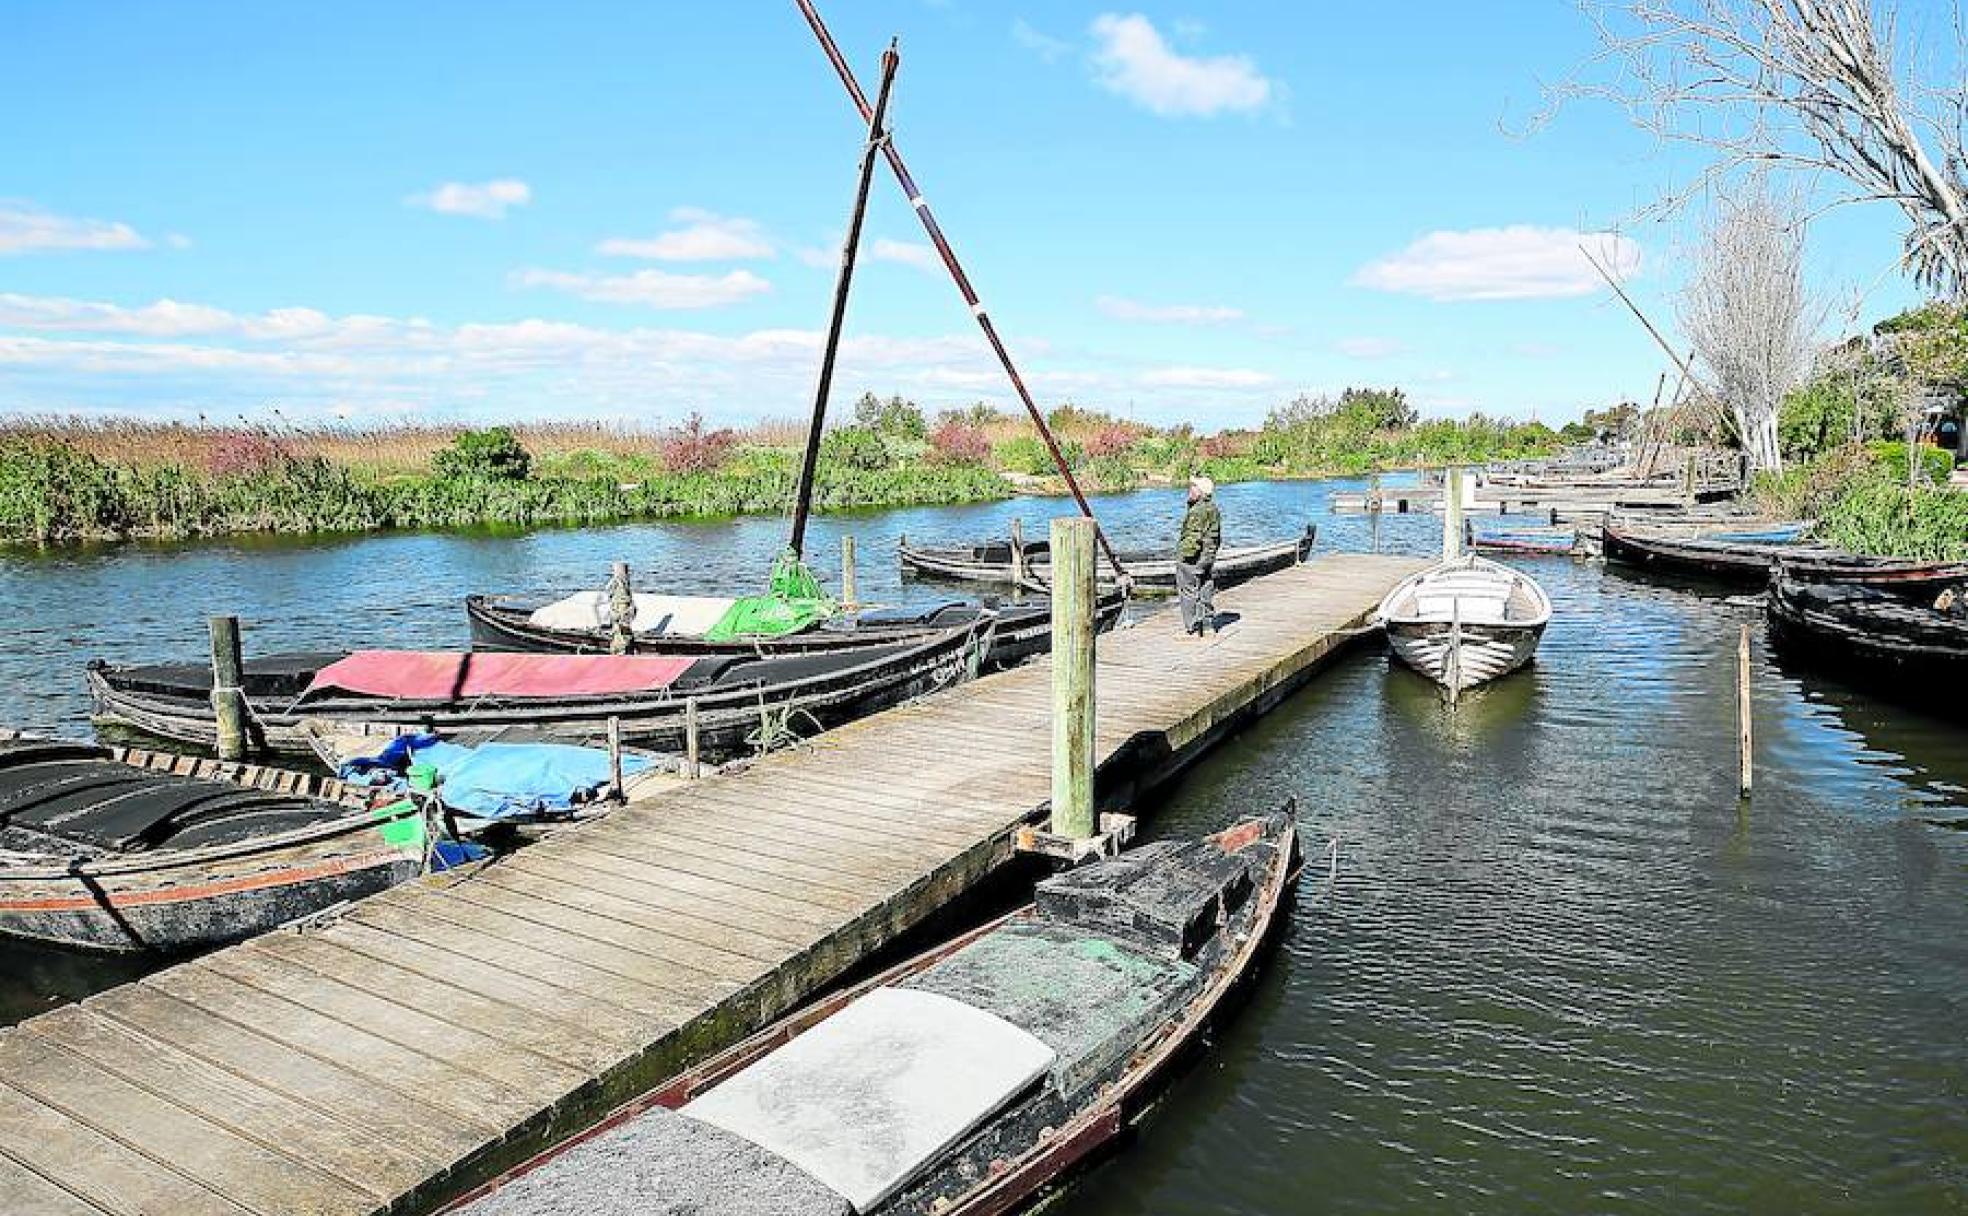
[793,0,1131,584]
[788,40,900,560]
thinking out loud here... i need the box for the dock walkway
[0,553,1422,1216]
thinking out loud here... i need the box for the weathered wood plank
[0,1081,245,1215]
[0,1150,106,1216]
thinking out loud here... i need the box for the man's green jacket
[1178,499,1221,566]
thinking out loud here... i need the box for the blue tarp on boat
[339,737,652,819]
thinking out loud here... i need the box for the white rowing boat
[1375,554,1551,698]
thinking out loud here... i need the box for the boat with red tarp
[88,621,988,759]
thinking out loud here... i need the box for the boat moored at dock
[1376,555,1551,696]
[899,525,1315,594]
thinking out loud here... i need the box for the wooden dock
[0,552,1423,1216]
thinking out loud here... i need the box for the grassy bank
[0,390,1557,544]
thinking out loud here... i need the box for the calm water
[2,479,1965,1211]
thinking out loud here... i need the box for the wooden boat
[1767,576,1968,693]
[1467,524,1581,556]
[0,731,427,952]
[899,525,1316,594]
[1775,552,1968,596]
[89,622,989,760]
[1376,555,1551,696]
[446,810,1300,1216]
[1601,523,1820,586]
[464,591,1125,669]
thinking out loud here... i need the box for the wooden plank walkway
[0,552,1422,1216]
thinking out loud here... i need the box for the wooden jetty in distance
[0,552,1424,1216]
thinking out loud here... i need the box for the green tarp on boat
[702,550,837,642]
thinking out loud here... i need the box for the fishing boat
[88,622,988,760]
[0,731,429,952]
[1467,524,1582,556]
[1600,523,1820,586]
[899,525,1316,593]
[1767,576,1968,696]
[1774,552,1968,596]
[448,810,1300,1216]
[1375,555,1551,697]
[464,591,1125,669]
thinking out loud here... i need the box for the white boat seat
[527,592,737,637]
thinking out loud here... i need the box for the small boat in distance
[1775,552,1968,596]
[899,524,1315,594]
[0,732,428,952]
[1376,555,1551,699]
[447,811,1301,1216]
[1601,523,1822,586]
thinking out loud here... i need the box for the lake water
[2,477,1964,1211]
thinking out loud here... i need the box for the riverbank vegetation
[1750,301,1968,559]
[0,390,1557,543]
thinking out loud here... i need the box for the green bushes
[433,427,531,482]
[1753,444,1966,559]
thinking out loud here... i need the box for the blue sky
[0,2,1926,429]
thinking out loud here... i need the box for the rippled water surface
[2,479,1964,1211]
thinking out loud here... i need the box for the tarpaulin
[305,651,700,701]
[337,738,653,819]
[702,550,837,642]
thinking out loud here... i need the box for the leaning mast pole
[788,40,900,560]
[792,0,1130,583]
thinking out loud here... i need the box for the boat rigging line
[793,0,1131,584]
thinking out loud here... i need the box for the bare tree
[1549,0,1968,298]
[1679,183,1814,471]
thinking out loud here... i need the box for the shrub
[851,393,926,440]
[928,419,990,464]
[435,426,532,481]
[203,429,293,478]
[657,413,737,474]
[1085,423,1140,459]
[821,425,889,471]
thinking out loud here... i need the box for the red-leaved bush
[659,412,738,474]
[929,420,990,464]
[202,429,294,478]
[1085,423,1141,459]
[1201,433,1246,460]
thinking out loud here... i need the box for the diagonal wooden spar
[789,40,900,560]
[793,0,1130,582]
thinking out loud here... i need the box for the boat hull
[1386,620,1546,692]
[900,527,1315,595]
[1766,577,1968,706]
[89,624,989,760]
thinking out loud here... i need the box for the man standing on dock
[1177,475,1221,636]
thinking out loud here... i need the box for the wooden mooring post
[684,697,702,780]
[1443,467,1465,561]
[208,614,248,761]
[607,716,625,803]
[840,535,858,609]
[1017,516,1134,861]
[1737,624,1753,798]
[1009,517,1027,585]
[608,560,635,655]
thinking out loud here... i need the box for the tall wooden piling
[608,561,634,655]
[1443,467,1465,561]
[1050,516,1097,839]
[684,698,702,780]
[1009,518,1027,586]
[839,536,858,609]
[207,615,247,761]
[1737,624,1753,798]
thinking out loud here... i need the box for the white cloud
[511,267,771,309]
[1088,13,1275,117]
[1012,18,1071,63]
[870,239,938,272]
[0,203,150,255]
[1096,295,1243,325]
[596,207,773,261]
[405,179,532,219]
[1353,226,1641,301]
[1139,365,1275,389]
[1335,336,1405,359]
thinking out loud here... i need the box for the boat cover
[682,985,1056,1211]
[702,551,835,642]
[339,738,653,819]
[305,652,700,701]
[527,592,736,637]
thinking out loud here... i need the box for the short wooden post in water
[607,716,625,803]
[608,561,634,655]
[208,615,248,761]
[839,535,858,609]
[1684,453,1698,508]
[684,697,701,780]
[1443,467,1465,561]
[1737,624,1753,798]
[1009,517,1027,585]
[1050,516,1097,840]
